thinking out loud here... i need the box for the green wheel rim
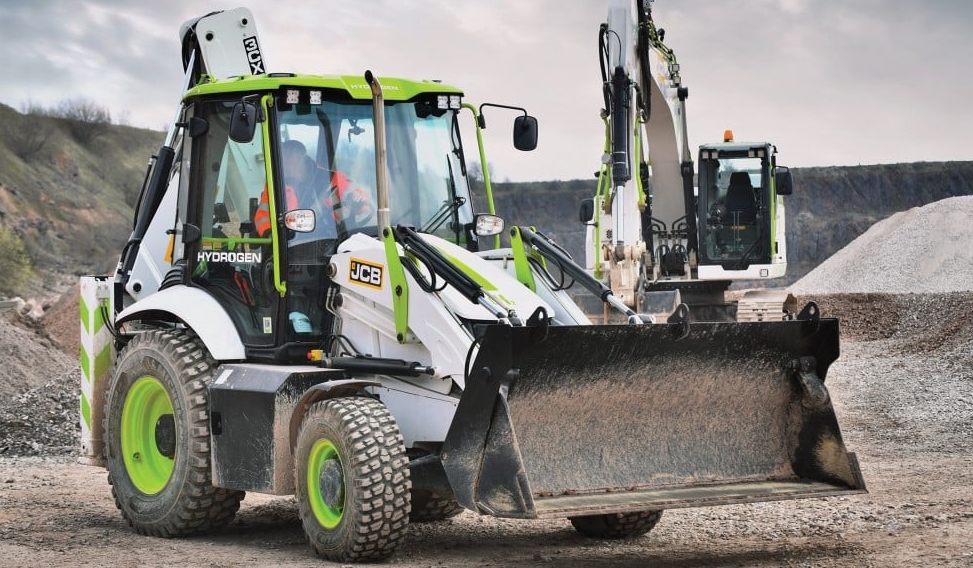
[121,376,175,495]
[307,439,345,529]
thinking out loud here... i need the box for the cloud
[1,0,971,180]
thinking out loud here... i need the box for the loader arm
[512,226,646,324]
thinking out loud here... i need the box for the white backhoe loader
[78,7,864,563]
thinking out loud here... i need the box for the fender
[115,284,246,360]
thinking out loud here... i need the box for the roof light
[286,89,300,104]
[723,129,734,142]
[449,95,462,109]
[309,90,322,105]
[437,95,449,110]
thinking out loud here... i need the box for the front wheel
[295,397,411,562]
[569,510,664,539]
[103,329,244,536]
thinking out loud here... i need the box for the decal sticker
[243,36,264,74]
[349,257,384,289]
[197,251,262,264]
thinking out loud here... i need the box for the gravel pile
[0,370,79,457]
[792,195,973,294]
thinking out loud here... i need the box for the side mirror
[284,209,316,233]
[513,115,538,151]
[229,101,258,143]
[775,167,793,196]
[579,198,594,223]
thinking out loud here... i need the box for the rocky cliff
[785,162,973,284]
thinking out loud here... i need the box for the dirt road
[2,293,973,566]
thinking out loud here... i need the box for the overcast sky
[2,1,971,182]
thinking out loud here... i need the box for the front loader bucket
[442,309,865,519]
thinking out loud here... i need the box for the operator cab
[696,141,791,272]
[180,81,484,361]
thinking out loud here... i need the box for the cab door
[185,99,279,346]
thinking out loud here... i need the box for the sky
[1,0,972,182]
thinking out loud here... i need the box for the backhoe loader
[78,7,864,563]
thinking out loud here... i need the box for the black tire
[569,510,664,539]
[409,489,464,523]
[295,397,411,562]
[103,329,244,537]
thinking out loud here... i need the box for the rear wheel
[409,489,464,523]
[103,329,244,536]
[295,397,411,562]
[569,510,664,539]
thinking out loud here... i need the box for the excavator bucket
[442,305,865,519]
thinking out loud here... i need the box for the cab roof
[183,72,463,102]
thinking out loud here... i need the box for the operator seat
[724,171,757,224]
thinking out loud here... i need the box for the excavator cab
[697,142,788,280]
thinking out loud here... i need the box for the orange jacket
[254,170,368,237]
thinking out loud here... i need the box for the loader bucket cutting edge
[442,318,865,519]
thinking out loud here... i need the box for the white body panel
[328,233,554,393]
[188,8,265,79]
[368,380,459,447]
[125,173,181,303]
[115,285,246,360]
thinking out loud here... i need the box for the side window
[202,121,267,243]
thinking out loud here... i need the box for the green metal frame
[382,227,410,343]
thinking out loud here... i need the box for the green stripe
[80,393,91,429]
[438,250,496,291]
[95,346,111,378]
[80,347,91,381]
[80,343,112,384]
[79,294,105,335]
[80,294,90,334]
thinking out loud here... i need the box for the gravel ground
[1,291,973,566]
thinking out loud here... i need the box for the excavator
[78,6,864,563]
[585,0,794,322]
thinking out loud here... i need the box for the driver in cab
[254,139,372,239]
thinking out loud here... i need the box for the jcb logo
[243,36,264,74]
[349,258,383,289]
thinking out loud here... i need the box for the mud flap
[441,311,865,519]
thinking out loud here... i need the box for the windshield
[275,98,474,244]
[698,154,766,263]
